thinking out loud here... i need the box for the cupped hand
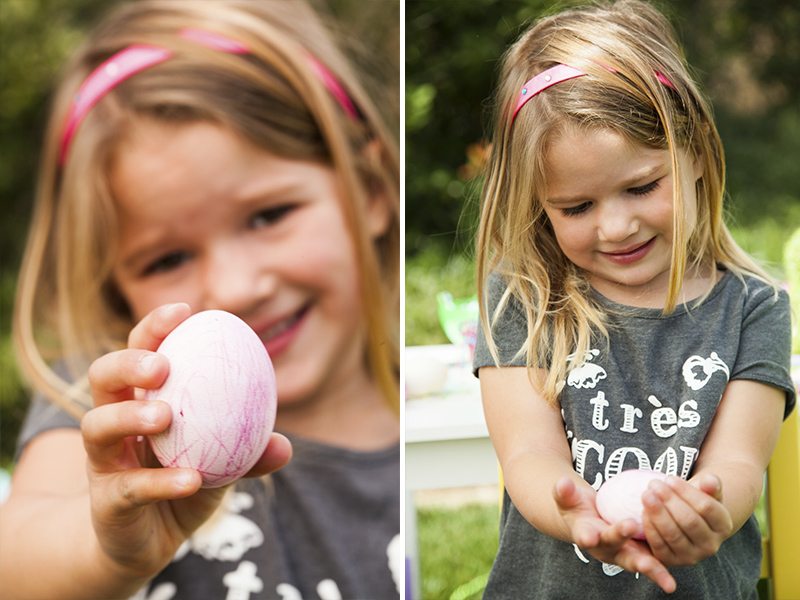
[642,473,733,566]
[83,303,291,581]
[554,476,677,594]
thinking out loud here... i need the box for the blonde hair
[14,0,400,418]
[476,0,772,405]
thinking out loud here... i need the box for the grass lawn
[417,501,499,600]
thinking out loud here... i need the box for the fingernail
[139,353,158,375]
[174,470,196,490]
[162,303,189,319]
[141,403,161,426]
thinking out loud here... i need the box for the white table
[404,344,499,598]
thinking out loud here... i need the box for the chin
[274,378,320,410]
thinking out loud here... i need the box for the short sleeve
[732,285,796,418]
[15,393,81,462]
[473,271,530,375]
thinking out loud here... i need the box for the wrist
[84,535,160,599]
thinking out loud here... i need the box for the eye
[562,202,591,217]
[250,204,296,229]
[628,178,662,196]
[142,251,190,276]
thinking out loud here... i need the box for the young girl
[474,1,795,598]
[0,1,400,599]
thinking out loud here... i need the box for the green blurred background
[0,0,399,466]
[406,0,800,348]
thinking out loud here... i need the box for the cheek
[113,273,199,323]
[290,209,362,302]
[549,217,594,258]
[650,199,678,239]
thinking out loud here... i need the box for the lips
[601,237,655,265]
[255,304,310,357]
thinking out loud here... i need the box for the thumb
[553,476,582,510]
[693,472,723,501]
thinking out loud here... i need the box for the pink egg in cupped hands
[596,469,669,540]
[144,310,277,488]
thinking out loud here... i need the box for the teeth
[263,313,300,341]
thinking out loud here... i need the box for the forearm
[691,459,766,534]
[689,380,786,538]
[502,448,587,542]
[0,493,150,600]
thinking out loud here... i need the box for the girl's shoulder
[720,268,789,313]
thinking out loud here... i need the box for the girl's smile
[600,236,656,265]
[543,126,702,306]
[109,119,388,414]
[254,303,310,358]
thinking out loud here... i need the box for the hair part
[476,0,774,405]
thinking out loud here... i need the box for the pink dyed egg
[596,469,669,540]
[145,310,277,488]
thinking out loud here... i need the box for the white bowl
[405,353,448,398]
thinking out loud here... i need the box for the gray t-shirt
[474,270,795,600]
[17,398,401,600]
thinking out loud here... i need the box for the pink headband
[59,28,359,165]
[511,63,676,126]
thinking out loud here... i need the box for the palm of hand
[553,476,677,594]
[87,432,223,579]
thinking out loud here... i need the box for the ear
[363,140,393,239]
[367,192,391,240]
[692,151,704,182]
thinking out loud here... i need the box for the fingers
[554,477,592,545]
[93,467,203,514]
[128,302,192,350]
[642,476,732,564]
[555,476,676,593]
[245,433,293,478]
[82,400,171,471]
[553,476,581,510]
[586,528,676,593]
[621,546,677,594]
[88,303,190,407]
[89,349,169,407]
[692,473,723,501]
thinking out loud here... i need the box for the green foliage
[0,0,123,466]
[406,243,476,346]
[729,207,800,278]
[405,0,800,254]
[417,502,499,600]
[0,0,116,267]
[0,271,25,466]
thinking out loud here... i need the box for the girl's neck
[591,262,721,309]
[275,367,398,452]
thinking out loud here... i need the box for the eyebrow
[118,179,308,273]
[546,164,666,206]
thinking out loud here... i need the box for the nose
[202,240,276,314]
[597,200,639,243]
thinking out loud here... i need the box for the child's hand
[554,476,677,594]
[642,473,733,566]
[83,303,291,581]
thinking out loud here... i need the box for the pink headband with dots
[511,63,676,126]
[59,28,359,165]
